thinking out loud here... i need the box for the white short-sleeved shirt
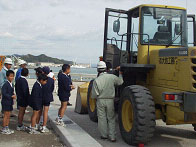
[48,72,54,78]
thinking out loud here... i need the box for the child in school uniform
[1,70,16,135]
[56,64,75,126]
[34,67,43,126]
[29,74,48,134]
[40,66,54,133]
[34,67,43,77]
[15,68,30,131]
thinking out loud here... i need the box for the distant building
[71,63,91,68]
[37,62,55,67]
[77,63,91,68]
[28,63,36,67]
[53,64,63,67]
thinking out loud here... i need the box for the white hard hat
[97,61,106,69]
[18,60,27,66]
[4,58,13,65]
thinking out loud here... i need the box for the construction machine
[0,56,5,71]
[75,4,196,145]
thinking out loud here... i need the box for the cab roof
[129,4,186,11]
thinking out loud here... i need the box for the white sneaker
[41,126,49,133]
[59,119,65,127]
[25,110,30,113]
[39,125,43,131]
[55,117,60,125]
[35,124,39,131]
[1,128,12,135]
[17,125,26,131]
[7,128,14,134]
[55,117,65,127]
[39,121,43,126]
[29,127,40,134]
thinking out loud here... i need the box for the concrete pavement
[63,82,196,147]
[27,79,196,147]
[48,106,102,147]
[0,107,63,147]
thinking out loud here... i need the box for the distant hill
[15,54,73,65]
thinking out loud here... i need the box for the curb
[48,106,102,147]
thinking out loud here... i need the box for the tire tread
[119,85,156,145]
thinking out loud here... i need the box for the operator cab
[103,5,192,69]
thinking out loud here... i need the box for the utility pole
[186,0,188,9]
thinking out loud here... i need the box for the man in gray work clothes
[92,61,123,142]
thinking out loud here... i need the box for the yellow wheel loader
[0,56,5,71]
[75,4,196,145]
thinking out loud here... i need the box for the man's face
[5,64,12,70]
[21,64,27,68]
[40,80,47,85]
[7,74,14,82]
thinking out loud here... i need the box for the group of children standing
[1,64,74,135]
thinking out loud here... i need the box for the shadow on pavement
[65,107,196,147]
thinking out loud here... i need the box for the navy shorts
[2,104,13,112]
[32,104,42,111]
[30,101,42,111]
[18,98,28,107]
[43,102,50,106]
[59,97,69,102]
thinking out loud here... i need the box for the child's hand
[116,66,121,71]
[12,95,16,99]
[70,85,75,90]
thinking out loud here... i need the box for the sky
[0,0,195,63]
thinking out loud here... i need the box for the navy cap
[42,66,50,75]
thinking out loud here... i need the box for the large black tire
[192,124,196,131]
[87,80,98,122]
[118,85,156,145]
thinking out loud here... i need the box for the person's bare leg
[31,111,39,127]
[2,112,7,127]
[6,112,10,127]
[58,104,62,117]
[3,111,10,127]
[18,107,26,125]
[36,109,42,124]
[58,107,61,117]
[58,102,67,118]
[43,106,49,127]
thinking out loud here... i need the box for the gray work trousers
[97,98,116,139]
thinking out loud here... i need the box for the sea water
[29,67,97,79]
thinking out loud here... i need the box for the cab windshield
[141,7,187,46]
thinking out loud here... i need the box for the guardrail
[29,72,97,82]
[69,73,97,81]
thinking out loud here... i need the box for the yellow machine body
[130,5,196,125]
[0,56,5,71]
[76,4,196,126]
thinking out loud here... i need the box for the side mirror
[175,23,181,35]
[157,20,165,24]
[113,19,120,33]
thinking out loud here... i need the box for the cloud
[0,32,14,38]
[0,0,194,63]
